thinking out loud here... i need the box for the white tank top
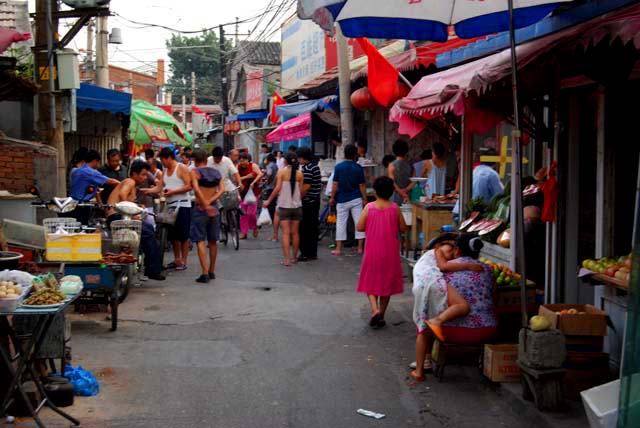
[164,164,192,208]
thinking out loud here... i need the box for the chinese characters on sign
[282,16,327,90]
[246,68,264,112]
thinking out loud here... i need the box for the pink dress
[356,202,404,297]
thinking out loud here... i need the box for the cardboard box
[483,344,520,382]
[565,335,604,353]
[496,286,537,313]
[538,304,607,337]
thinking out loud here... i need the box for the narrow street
[30,235,536,428]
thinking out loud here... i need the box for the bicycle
[219,188,241,251]
[318,201,337,242]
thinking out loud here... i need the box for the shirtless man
[106,160,165,281]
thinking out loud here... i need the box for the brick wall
[0,137,57,195]
[109,65,158,104]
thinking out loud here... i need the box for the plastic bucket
[581,379,619,428]
[400,204,413,226]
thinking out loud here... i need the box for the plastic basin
[0,251,24,270]
[581,379,620,428]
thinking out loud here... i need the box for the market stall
[128,100,192,150]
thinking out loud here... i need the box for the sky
[28,0,293,77]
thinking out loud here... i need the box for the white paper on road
[356,409,386,419]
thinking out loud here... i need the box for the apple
[568,308,578,315]
[624,258,632,269]
[605,267,617,277]
[615,270,626,281]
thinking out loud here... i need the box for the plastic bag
[0,270,34,287]
[244,190,257,205]
[258,208,272,226]
[60,365,100,397]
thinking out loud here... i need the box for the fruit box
[483,344,520,382]
[538,304,607,337]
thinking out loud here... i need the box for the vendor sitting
[106,160,165,281]
[411,233,497,381]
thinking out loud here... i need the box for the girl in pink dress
[356,176,408,328]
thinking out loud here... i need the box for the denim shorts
[190,208,220,243]
[168,207,191,243]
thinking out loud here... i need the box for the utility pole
[191,71,196,105]
[35,0,65,196]
[85,19,94,82]
[182,95,187,125]
[95,15,109,88]
[235,17,239,46]
[220,24,229,151]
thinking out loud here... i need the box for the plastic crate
[43,218,81,234]
[45,233,102,262]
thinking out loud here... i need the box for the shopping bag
[258,207,272,226]
[244,190,258,205]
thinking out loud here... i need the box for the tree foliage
[165,31,232,105]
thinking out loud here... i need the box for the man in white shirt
[207,146,242,192]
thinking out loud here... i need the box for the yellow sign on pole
[480,136,529,178]
[38,66,58,81]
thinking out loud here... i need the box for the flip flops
[426,321,446,342]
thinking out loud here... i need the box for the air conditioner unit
[61,0,111,8]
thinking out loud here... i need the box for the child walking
[356,176,408,329]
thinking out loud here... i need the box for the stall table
[410,202,455,249]
[0,295,81,427]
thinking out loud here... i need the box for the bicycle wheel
[228,209,240,251]
[220,209,229,246]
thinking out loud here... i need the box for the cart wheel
[110,297,118,331]
[220,214,229,246]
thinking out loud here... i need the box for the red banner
[324,34,366,71]
[246,68,264,112]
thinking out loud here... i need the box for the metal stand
[0,313,80,427]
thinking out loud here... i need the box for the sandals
[280,260,291,267]
[369,313,382,327]
[409,370,425,382]
[330,250,342,256]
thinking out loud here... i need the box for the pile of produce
[23,288,65,305]
[479,258,522,286]
[582,255,632,283]
[0,281,22,299]
[554,308,586,315]
[23,273,65,305]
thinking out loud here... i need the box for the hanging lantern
[351,87,380,112]
[390,82,411,105]
[232,121,241,133]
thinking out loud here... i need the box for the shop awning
[390,4,640,138]
[352,37,486,79]
[276,96,338,116]
[266,112,311,143]
[227,111,269,122]
[76,83,132,115]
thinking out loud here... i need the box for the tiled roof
[235,41,281,66]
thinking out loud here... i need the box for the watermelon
[459,212,481,231]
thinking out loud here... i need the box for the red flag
[356,38,400,107]
[192,105,205,115]
[270,91,286,125]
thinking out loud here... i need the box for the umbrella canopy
[129,100,192,147]
[266,112,311,143]
[298,1,572,41]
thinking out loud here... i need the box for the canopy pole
[399,72,414,89]
[507,0,528,329]
[336,25,354,158]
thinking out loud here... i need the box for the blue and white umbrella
[297,0,571,41]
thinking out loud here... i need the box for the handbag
[156,205,179,225]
